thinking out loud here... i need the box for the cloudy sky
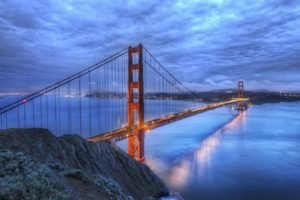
[0,0,300,92]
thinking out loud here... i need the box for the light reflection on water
[136,103,300,200]
[167,112,246,190]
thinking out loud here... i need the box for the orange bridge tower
[128,44,145,162]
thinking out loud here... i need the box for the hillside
[0,128,169,200]
[193,90,300,104]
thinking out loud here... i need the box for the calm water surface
[0,95,201,138]
[120,102,300,200]
[2,96,300,199]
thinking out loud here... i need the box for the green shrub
[0,149,70,200]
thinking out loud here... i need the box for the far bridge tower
[237,80,247,111]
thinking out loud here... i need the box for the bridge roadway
[87,98,248,143]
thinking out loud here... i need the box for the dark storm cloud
[0,0,300,92]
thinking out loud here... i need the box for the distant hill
[190,90,300,104]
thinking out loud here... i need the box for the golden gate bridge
[0,44,248,162]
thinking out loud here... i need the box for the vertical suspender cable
[97,67,100,132]
[46,93,48,129]
[68,82,71,133]
[117,57,120,128]
[55,89,57,134]
[40,96,42,127]
[112,59,114,130]
[5,112,7,128]
[70,82,72,133]
[79,77,82,136]
[106,62,108,132]
[32,99,35,127]
[58,87,61,135]
[17,106,20,128]
[67,82,73,134]
[24,103,26,128]
[89,72,92,136]
[123,54,126,126]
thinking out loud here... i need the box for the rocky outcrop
[0,128,169,200]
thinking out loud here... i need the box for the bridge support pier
[128,44,145,162]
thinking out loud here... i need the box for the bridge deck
[87,98,248,143]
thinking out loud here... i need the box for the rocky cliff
[0,128,169,200]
